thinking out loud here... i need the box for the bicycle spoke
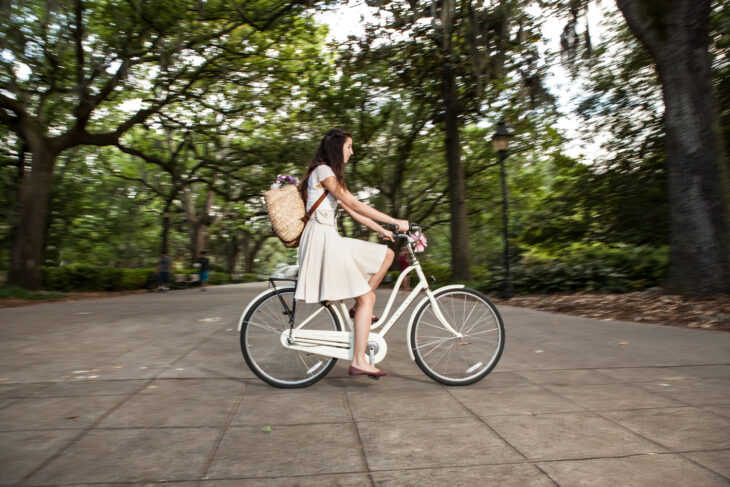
[412,289,504,385]
[246,320,285,335]
[459,300,480,335]
[463,313,496,336]
[241,290,341,388]
[416,335,454,353]
[429,340,456,369]
[463,327,500,337]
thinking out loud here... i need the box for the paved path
[1,283,728,486]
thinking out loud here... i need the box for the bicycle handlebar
[387,222,421,237]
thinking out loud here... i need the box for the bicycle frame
[274,251,465,364]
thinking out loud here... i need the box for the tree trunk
[8,145,59,290]
[617,0,730,295]
[441,0,472,281]
[245,238,267,274]
[161,201,173,255]
[183,183,215,265]
[226,234,240,275]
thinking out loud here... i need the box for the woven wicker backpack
[263,184,329,248]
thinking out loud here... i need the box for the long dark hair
[300,128,351,202]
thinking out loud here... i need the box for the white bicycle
[238,225,505,388]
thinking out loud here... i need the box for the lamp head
[491,120,513,152]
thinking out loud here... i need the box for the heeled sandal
[349,308,379,323]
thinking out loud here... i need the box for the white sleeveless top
[306,164,339,214]
[295,163,388,303]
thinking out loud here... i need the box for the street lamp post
[491,121,513,299]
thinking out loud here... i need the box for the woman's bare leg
[368,248,394,289]
[352,249,394,316]
[351,291,382,373]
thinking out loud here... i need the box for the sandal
[349,307,379,323]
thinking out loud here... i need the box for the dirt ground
[1,287,728,332]
[493,290,730,331]
[0,289,148,309]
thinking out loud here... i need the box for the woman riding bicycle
[296,128,409,377]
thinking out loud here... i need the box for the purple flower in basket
[271,174,299,189]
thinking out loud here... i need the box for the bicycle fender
[238,286,296,331]
[405,284,466,361]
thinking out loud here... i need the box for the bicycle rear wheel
[240,288,341,388]
[411,287,505,385]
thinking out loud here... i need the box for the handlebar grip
[388,222,420,234]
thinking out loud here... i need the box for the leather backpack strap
[301,189,329,223]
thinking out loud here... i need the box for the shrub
[0,286,65,300]
[98,268,124,291]
[420,261,452,285]
[119,269,154,290]
[43,266,155,291]
[472,245,668,295]
[241,273,261,283]
[43,264,100,291]
[209,271,232,285]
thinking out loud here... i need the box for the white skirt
[295,209,388,303]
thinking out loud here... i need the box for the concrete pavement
[0,282,728,486]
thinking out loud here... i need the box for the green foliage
[39,265,241,291]
[420,261,452,285]
[473,245,668,295]
[118,269,153,290]
[241,273,262,283]
[518,153,669,251]
[3,3,715,296]
[43,266,154,291]
[208,272,232,285]
[0,287,65,300]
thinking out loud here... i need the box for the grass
[0,286,67,300]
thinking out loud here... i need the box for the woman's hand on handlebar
[378,228,395,242]
[393,219,410,233]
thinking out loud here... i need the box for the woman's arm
[339,201,394,242]
[321,176,409,231]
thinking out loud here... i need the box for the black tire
[240,288,341,388]
[411,287,505,385]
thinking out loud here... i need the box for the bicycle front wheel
[411,287,505,386]
[241,288,341,388]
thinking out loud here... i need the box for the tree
[528,10,670,251]
[350,0,552,280]
[615,0,729,294]
[0,0,318,289]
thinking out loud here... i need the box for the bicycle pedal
[368,375,380,380]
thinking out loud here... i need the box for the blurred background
[1,0,727,299]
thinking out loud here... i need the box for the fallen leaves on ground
[2,287,728,332]
[493,291,730,331]
[0,289,148,308]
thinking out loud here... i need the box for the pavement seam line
[344,389,376,487]
[590,407,686,453]
[541,382,682,453]
[0,397,23,411]
[443,386,530,461]
[514,369,620,386]
[197,385,246,480]
[700,405,730,421]
[676,450,730,482]
[17,378,155,486]
[160,326,224,374]
[530,463,562,487]
[542,381,698,412]
[630,379,704,408]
